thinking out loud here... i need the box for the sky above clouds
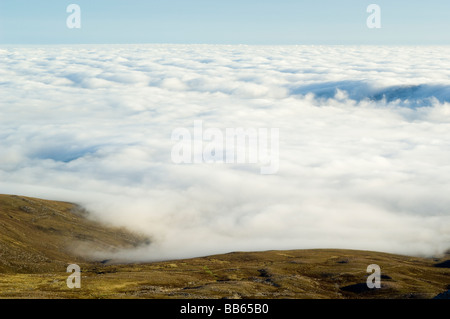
[1,0,450,44]
[1,45,450,260]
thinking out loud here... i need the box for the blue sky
[0,0,449,45]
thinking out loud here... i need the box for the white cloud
[1,44,450,261]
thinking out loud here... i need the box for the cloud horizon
[1,44,450,261]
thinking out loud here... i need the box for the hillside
[0,194,148,273]
[0,195,449,299]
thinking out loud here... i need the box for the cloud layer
[1,45,450,260]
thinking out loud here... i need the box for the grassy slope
[0,194,147,273]
[0,195,449,299]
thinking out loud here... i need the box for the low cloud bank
[1,45,450,261]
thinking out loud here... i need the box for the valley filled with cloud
[1,45,450,261]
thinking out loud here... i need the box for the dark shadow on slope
[340,283,372,293]
[434,260,450,268]
[433,290,450,299]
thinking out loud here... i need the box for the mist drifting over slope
[1,45,450,261]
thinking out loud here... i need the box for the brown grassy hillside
[0,195,449,299]
[0,194,147,273]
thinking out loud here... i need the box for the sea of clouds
[1,44,450,260]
